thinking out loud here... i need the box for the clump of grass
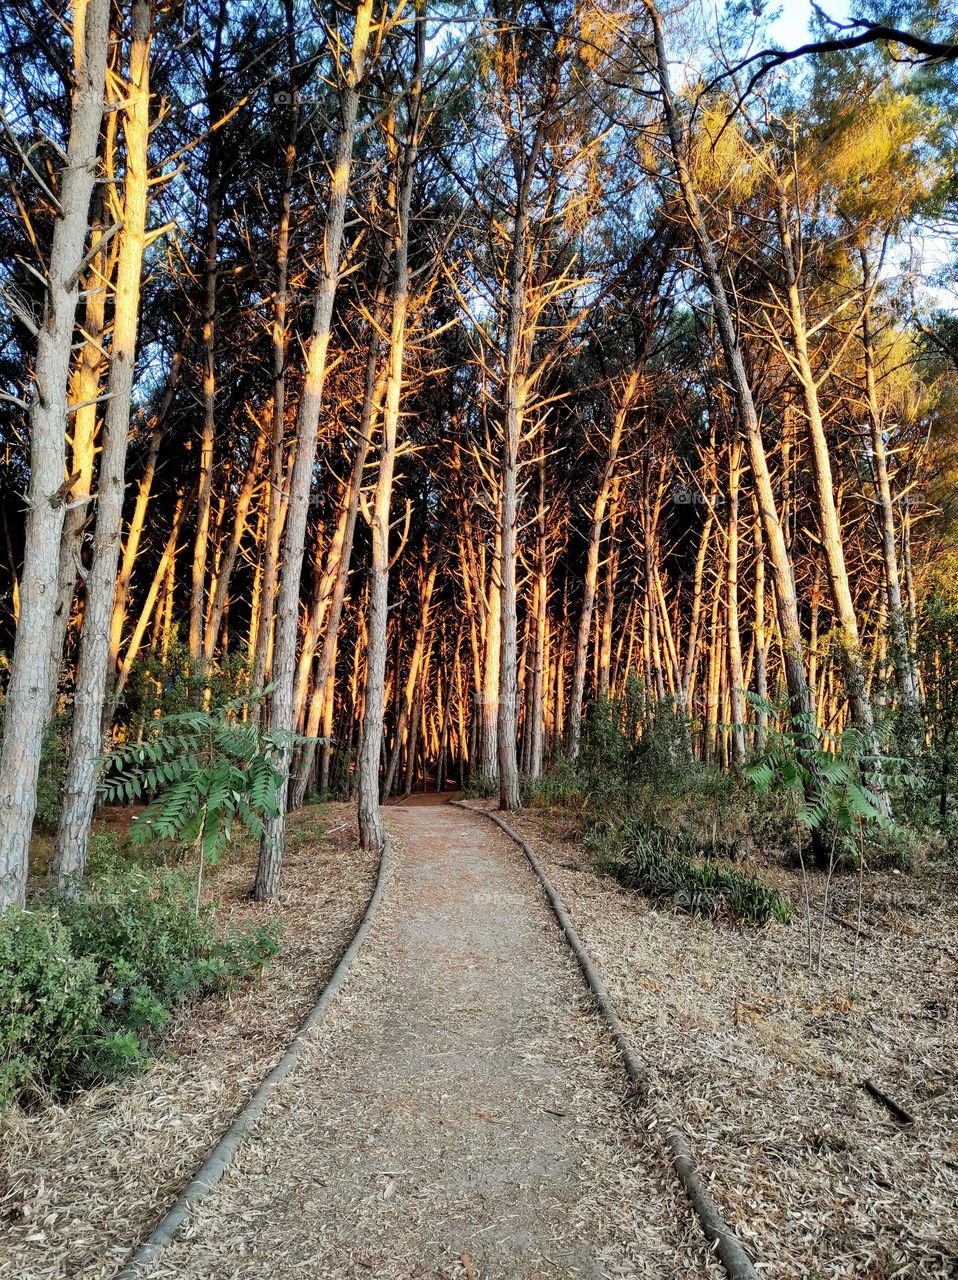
[593,818,791,927]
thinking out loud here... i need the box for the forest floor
[122,802,718,1280]
[2,801,955,1280]
[0,803,378,1280]
[507,805,958,1280]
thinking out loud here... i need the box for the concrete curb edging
[455,802,759,1280]
[118,831,394,1278]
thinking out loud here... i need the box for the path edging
[455,801,759,1280]
[118,831,394,1278]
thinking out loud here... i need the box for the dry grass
[0,803,377,1280]
[511,808,958,1280]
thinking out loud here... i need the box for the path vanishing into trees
[139,805,712,1280]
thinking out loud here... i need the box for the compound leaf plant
[742,695,901,864]
[99,693,316,910]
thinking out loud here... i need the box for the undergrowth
[0,860,280,1108]
[590,817,792,926]
[530,681,789,925]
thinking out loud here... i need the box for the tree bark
[254,0,376,894]
[643,0,815,736]
[567,371,637,757]
[54,0,153,887]
[357,9,424,851]
[0,0,110,911]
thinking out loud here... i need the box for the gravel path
[143,804,712,1280]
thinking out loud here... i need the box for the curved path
[142,805,711,1280]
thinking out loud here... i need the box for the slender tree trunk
[290,276,388,804]
[497,198,530,813]
[382,557,437,798]
[479,527,502,786]
[753,492,769,754]
[567,372,636,756]
[54,0,153,886]
[356,4,422,853]
[774,189,889,812]
[109,346,183,676]
[189,0,226,659]
[0,0,110,910]
[203,422,266,660]
[51,197,109,695]
[726,437,746,765]
[528,451,548,779]
[643,0,814,738]
[255,0,376,893]
[115,488,193,698]
[251,1,300,706]
[860,249,921,741]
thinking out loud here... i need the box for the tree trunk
[356,13,424,850]
[203,421,266,660]
[50,196,110,698]
[188,0,227,659]
[54,0,153,887]
[0,0,110,911]
[643,0,814,738]
[860,248,921,743]
[774,188,889,813]
[251,0,300,707]
[727,437,746,765]
[109,345,184,678]
[255,0,376,894]
[567,372,637,757]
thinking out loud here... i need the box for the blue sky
[769,0,853,50]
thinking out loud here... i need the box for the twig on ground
[862,1078,915,1125]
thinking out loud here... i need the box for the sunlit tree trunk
[860,248,921,740]
[479,526,502,786]
[115,488,193,698]
[567,372,637,757]
[0,0,110,911]
[255,0,376,893]
[356,5,423,853]
[109,346,183,678]
[51,195,111,696]
[752,492,769,754]
[251,0,300,706]
[382,557,437,797]
[774,189,889,812]
[726,437,747,765]
[203,423,266,660]
[54,0,153,886]
[643,0,815,740]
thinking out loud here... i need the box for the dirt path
[144,805,713,1280]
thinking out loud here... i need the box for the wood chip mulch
[0,804,377,1280]
[510,808,958,1280]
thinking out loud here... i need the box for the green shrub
[0,867,282,1108]
[54,867,228,1013]
[0,908,101,1105]
[594,818,791,927]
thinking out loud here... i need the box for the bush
[0,908,101,1105]
[0,867,282,1108]
[55,867,232,1016]
[530,688,739,847]
[594,819,791,927]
